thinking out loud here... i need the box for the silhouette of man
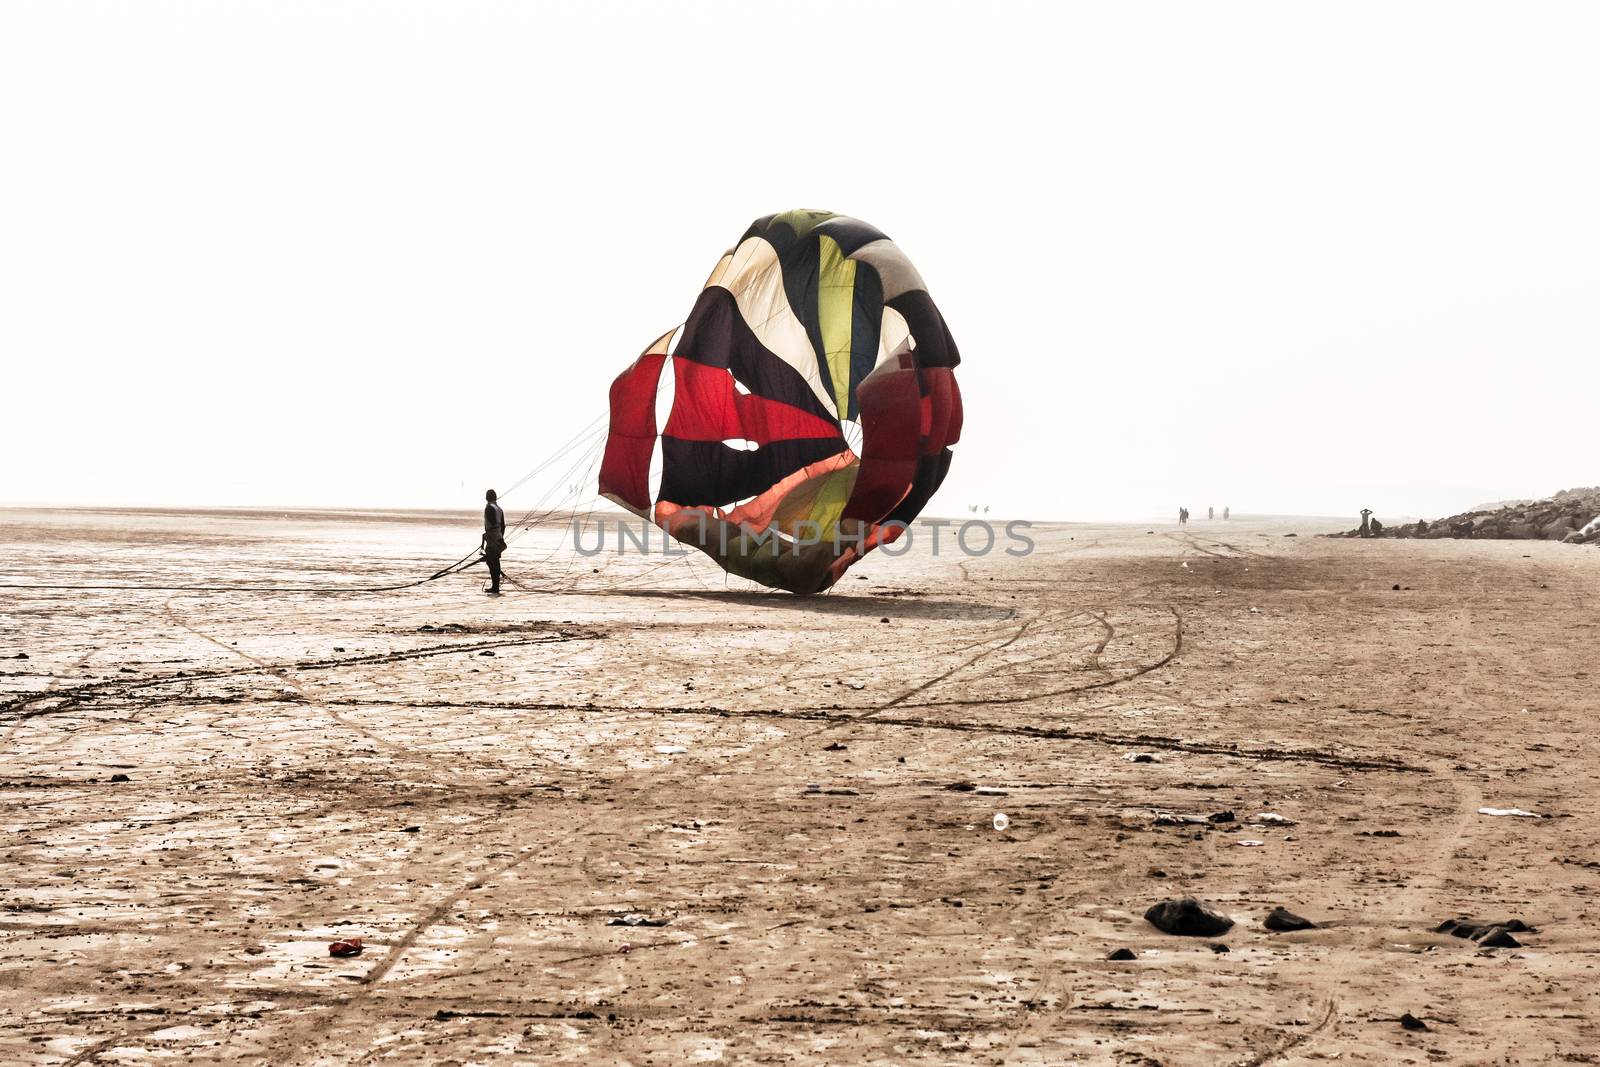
[1223,506,1230,520]
[482,489,507,594]
[1208,506,1214,520]
[1359,508,1373,538]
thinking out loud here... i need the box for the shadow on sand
[600,587,1015,621]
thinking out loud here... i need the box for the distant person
[482,489,507,594]
[1178,507,1188,525]
[1223,506,1230,520]
[1359,508,1373,538]
[1208,506,1214,520]
[1369,516,1384,536]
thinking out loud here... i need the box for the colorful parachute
[599,210,962,593]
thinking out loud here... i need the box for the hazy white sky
[3,1,1596,521]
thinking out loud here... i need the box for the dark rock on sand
[1264,906,1317,932]
[1400,1012,1429,1031]
[1145,897,1234,937]
[1477,927,1523,948]
[1435,917,1535,943]
[1107,948,1137,961]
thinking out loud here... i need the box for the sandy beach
[2,506,1597,1065]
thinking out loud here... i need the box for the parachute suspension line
[498,347,681,591]
[544,348,687,584]
[496,342,688,595]
[503,436,608,546]
[497,414,609,501]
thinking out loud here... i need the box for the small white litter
[1250,813,1295,825]
[992,813,1010,832]
[654,745,688,755]
[1237,839,1266,847]
[974,786,1009,796]
[1478,807,1543,818]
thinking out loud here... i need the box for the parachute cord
[496,415,609,501]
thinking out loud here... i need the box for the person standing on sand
[1223,506,1230,520]
[482,489,507,594]
[1208,506,1214,520]
[1359,508,1373,538]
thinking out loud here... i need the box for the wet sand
[2,507,1597,1064]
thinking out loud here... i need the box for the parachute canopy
[599,210,962,593]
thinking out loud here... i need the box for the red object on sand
[328,937,363,957]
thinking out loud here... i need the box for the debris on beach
[328,937,363,958]
[1478,928,1523,948]
[1477,807,1544,818]
[1435,917,1535,948]
[1152,813,1209,826]
[1250,812,1295,826]
[1264,906,1317,932]
[1145,897,1234,937]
